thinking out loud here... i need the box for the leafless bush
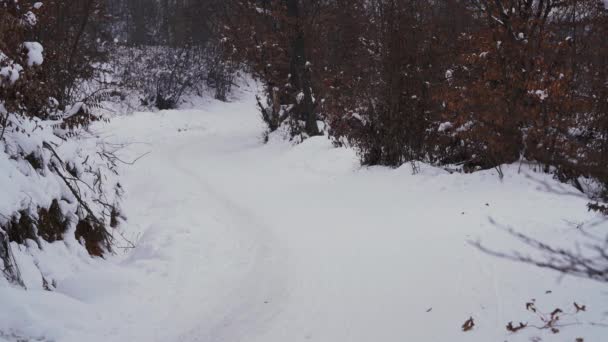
[111,43,233,109]
[33,0,112,111]
[205,41,237,102]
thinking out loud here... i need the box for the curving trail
[22,87,607,342]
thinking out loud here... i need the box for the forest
[4,0,607,192]
[1,1,608,341]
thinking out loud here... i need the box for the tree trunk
[287,0,320,136]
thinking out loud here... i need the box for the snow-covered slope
[1,85,607,342]
[0,113,122,292]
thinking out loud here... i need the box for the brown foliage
[435,0,608,199]
[222,0,608,202]
[282,0,608,202]
[505,300,588,334]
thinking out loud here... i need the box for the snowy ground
[1,85,608,341]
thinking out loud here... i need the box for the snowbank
[0,114,123,290]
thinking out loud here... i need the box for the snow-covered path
[3,87,607,341]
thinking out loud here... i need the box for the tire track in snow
[167,137,289,342]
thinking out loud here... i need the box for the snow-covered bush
[1,1,123,287]
[1,115,123,286]
[109,43,235,110]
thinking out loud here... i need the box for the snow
[438,121,453,132]
[531,89,549,101]
[1,85,607,341]
[64,102,86,118]
[296,91,304,104]
[351,112,365,124]
[22,11,37,26]
[445,69,453,80]
[456,120,475,132]
[0,119,61,220]
[0,63,23,85]
[23,42,44,67]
